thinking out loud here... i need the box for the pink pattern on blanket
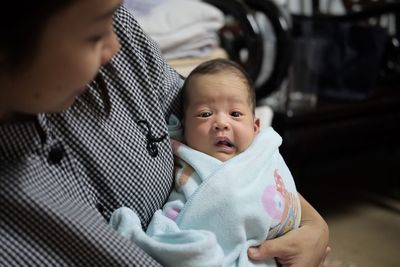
[165,208,180,221]
[261,184,284,220]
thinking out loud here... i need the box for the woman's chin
[51,96,79,113]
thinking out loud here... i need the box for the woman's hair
[0,1,76,74]
[1,1,113,116]
[181,58,256,114]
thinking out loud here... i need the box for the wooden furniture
[272,87,400,204]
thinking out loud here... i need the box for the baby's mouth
[215,138,234,148]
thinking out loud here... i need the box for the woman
[0,0,329,266]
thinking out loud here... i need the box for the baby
[111,59,301,267]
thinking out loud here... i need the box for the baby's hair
[181,58,256,114]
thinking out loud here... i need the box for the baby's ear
[254,117,261,134]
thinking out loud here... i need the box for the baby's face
[183,73,260,161]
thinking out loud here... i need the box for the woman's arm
[248,193,330,267]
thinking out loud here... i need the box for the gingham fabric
[0,7,183,267]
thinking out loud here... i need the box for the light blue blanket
[110,127,301,267]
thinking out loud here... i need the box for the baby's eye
[231,111,242,117]
[199,111,212,118]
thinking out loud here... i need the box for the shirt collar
[0,113,51,161]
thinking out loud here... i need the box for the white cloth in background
[162,32,219,60]
[123,0,166,16]
[256,105,274,129]
[125,0,225,60]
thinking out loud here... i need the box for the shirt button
[48,145,65,165]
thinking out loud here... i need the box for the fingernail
[248,248,260,258]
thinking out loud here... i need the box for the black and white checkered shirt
[0,7,183,266]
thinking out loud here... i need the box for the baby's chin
[213,152,237,162]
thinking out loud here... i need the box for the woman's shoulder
[113,6,159,57]
[114,6,144,40]
[110,7,183,117]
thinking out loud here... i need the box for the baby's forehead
[190,72,250,89]
[189,94,248,104]
[184,70,254,107]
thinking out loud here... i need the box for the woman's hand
[248,194,330,267]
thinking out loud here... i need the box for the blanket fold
[110,127,301,267]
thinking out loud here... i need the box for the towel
[161,32,220,60]
[110,127,301,267]
[123,0,166,17]
[129,0,225,60]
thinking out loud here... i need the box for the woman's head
[0,0,121,120]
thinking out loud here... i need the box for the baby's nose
[213,120,229,130]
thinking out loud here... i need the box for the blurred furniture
[273,86,400,166]
[202,0,292,99]
[273,85,400,200]
[289,1,400,101]
[272,1,400,200]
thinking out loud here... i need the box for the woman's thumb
[248,238,285,261]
